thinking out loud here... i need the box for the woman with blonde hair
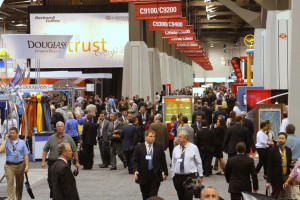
[64,112,79,145]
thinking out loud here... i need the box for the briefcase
[78,145,86,165]
[24,172,35,199]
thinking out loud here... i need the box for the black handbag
[24,172,35,199]
[78,145,85,165]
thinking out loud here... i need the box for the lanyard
[10,139,19,151]
[145,143,153,155]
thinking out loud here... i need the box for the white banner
[30,13,129,68]
[20,84,53,92]
[1,34,72,59]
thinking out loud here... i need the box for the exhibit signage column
[288,0,300,136]
[122,3,152,99]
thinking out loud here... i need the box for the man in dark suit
[108,112,127,170]
[240,111,255,154]
[223,116,250,157]
[202,102,213,126]
[121,118,139,174]
[224,142,258,200]
[192,104,205,125]
[51,143,80,200]
[118,110,129,123]
[137,105,150,130]
[149,114,169,151]
[266,132,292,199]
[97,111,111,168]
[82,113,99,169]
[195,120,214,177]
[132,130,168,200]
[191,114,203,137]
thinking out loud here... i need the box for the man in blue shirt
[285,124,300,161]
[0,126,30,200]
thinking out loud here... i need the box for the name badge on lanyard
[177,158,183,163]
[146,155,152,160]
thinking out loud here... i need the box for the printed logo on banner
[1,34,73,59]
[30,13,129,68]
[34,15,60,23]
[135,2,182,20]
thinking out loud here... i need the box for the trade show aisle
[0,148,266,200]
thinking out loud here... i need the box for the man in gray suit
[97,111,111,168]
[108,112,127,170]
[149,114,169,151]
[178,116,194,144]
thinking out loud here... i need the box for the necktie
[197,122,201,130]
[281,147,287,174]
[180,146,185,173]
[148,144,153,170]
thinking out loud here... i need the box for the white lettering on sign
[139,6,177,15]
[152,21,183,27]
[20,84,53,92]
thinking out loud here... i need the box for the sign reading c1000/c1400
[29,13,129,68]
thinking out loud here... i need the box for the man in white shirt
[172,129,204,200]
[280,112,288,132]
[1,112,18,138]
[232,101,241,114]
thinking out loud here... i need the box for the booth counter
[32,131,54,161]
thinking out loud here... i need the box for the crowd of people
[1,85,300,200]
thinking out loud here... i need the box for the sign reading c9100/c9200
[29,13,129,68]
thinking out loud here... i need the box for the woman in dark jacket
[214,118,227,175]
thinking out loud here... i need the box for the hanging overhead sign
[148,18,186,31]
[1,34,72,59]
[111,0,180,3]
[168,35,196,44]
[30,13,129,68]
[161,26,194,38]
[175,41,201,50]
[135,2,182,20]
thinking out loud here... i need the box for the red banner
[148,18,186,31]
[181,49,203,53]
[168,35,196,44]
[175,41,201,50]
[161,25,194,38]
[111,0,180,3]
[135,2,182,20]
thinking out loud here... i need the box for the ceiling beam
[198,24,237,29]
[193,11,235,16]
[255,0,291,10]
[195,19,238,23]
[189,1,223,7]
[218,0,262,28]
[1,3,31,9]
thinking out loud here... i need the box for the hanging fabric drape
[21,97,31,136]
[36,93,43,132]
[42,95,52,131]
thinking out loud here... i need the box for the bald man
[200,187,219,200]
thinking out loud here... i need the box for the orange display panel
[163,97,193,124]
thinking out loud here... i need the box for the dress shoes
[110,167,117,170]
[123,163,128,169]
[99,164,108,168]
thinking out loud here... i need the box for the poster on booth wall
[29,13,129,68]
[163,96,193,125]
